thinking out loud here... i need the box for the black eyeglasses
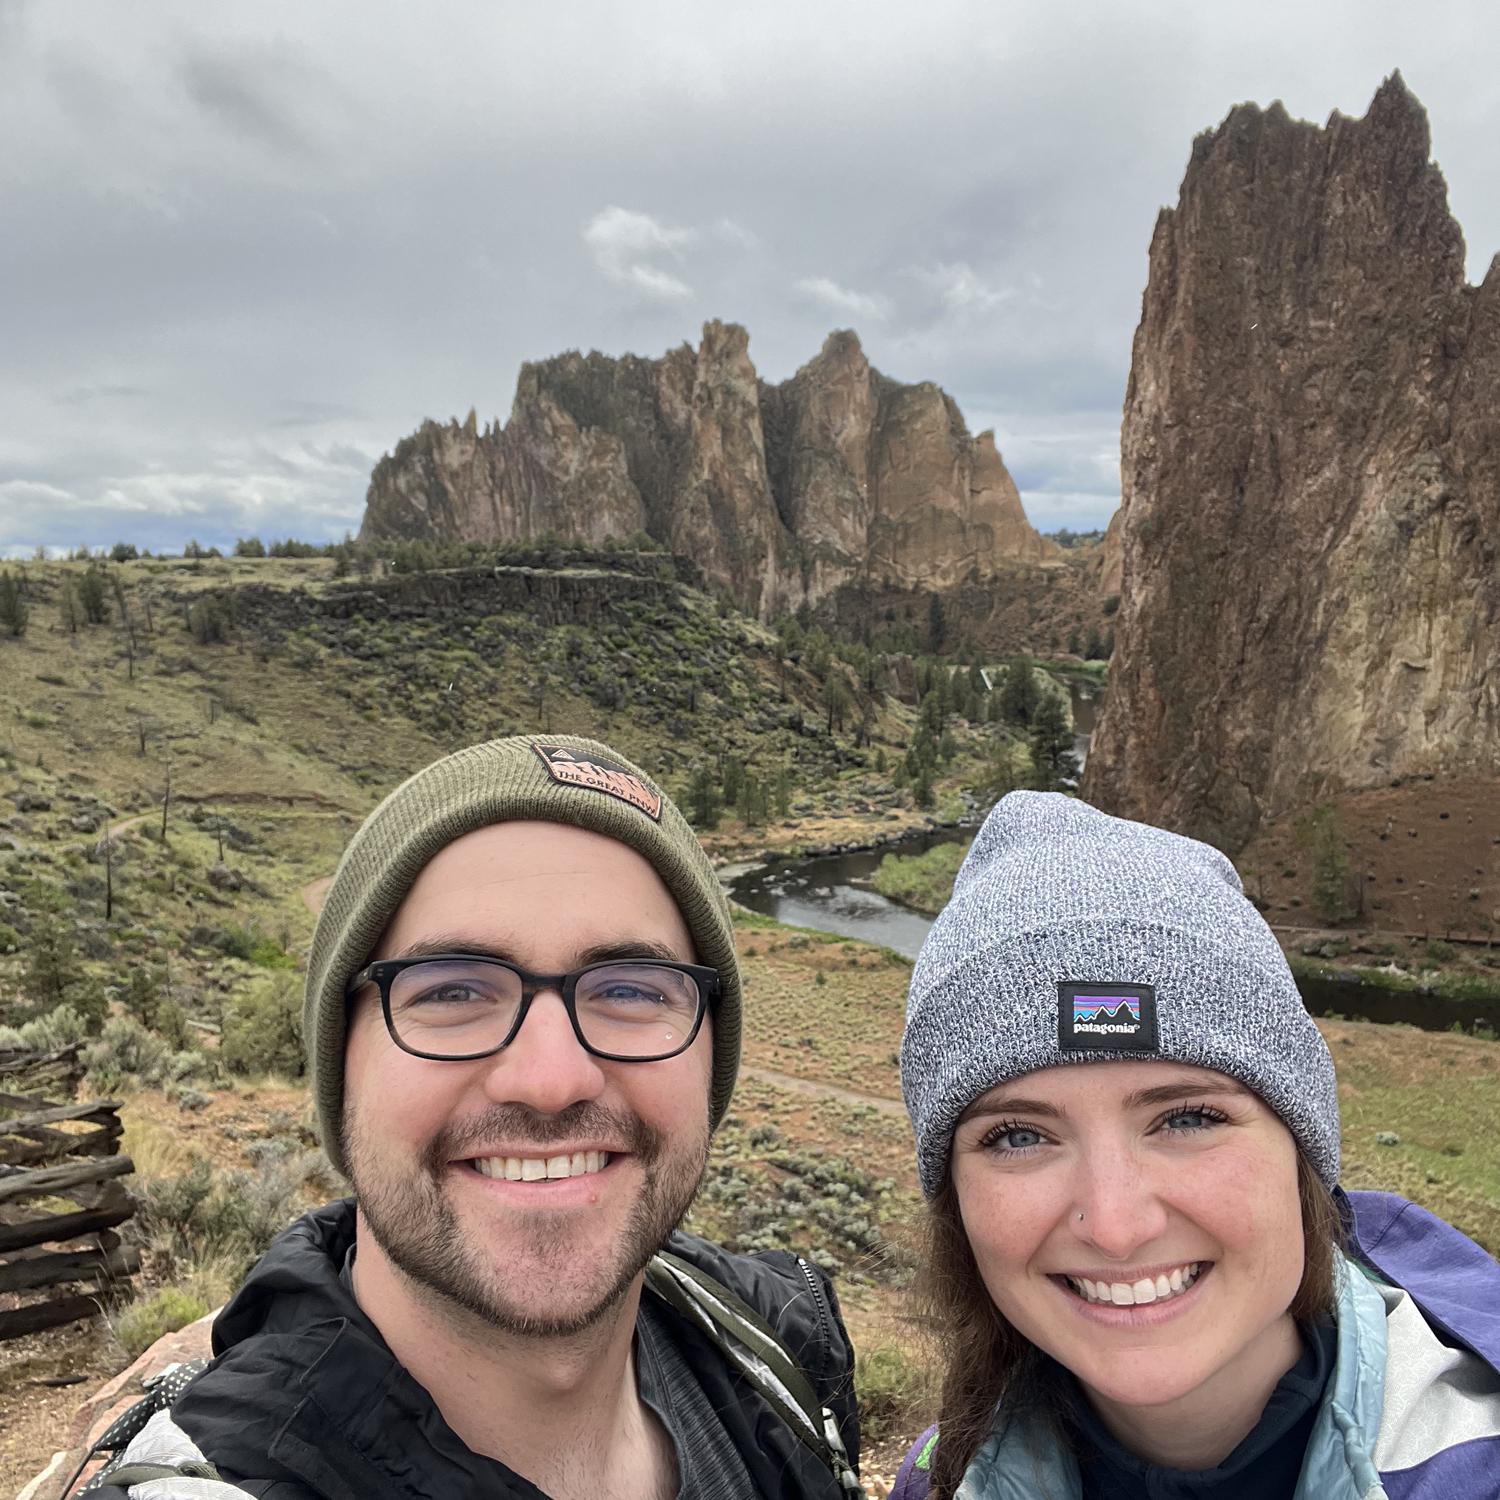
[347,953,717,1062]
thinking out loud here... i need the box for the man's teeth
[472,1151,611,1181]
[1065,1263,1202,1306]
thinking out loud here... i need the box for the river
[724,676,1499,1033]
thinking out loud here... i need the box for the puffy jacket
[892,1191,1500,1500]
[86,1198,860,1499]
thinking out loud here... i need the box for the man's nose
[1069,1146,1171,1262]
[478,989,607,1113]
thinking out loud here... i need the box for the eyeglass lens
[385,958,702,1059]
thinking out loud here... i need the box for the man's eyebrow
[390,937,685,966]
[573,940,685,966]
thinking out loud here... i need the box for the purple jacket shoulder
[1343,1189,1500,1369]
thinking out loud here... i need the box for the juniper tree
[78,565,109,624]
[0,570,27,637]
[58,577,83,634]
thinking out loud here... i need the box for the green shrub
[112,1285,209,1359]
[13,1002,92,1052]
[221,972,304,1077]
[85,1015,172,1090]
[137,1155,330,1281]
[854,1344,931,1443]
[211,924,294,968]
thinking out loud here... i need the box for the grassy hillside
[2,550,1496,1492]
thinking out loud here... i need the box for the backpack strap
[645,1250,865,1496]
[66,1363,254,1498]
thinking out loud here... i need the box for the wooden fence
[0,1044,140,1341]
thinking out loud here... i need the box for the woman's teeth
[472,1151,611,1181]
[1065,1263,1202,1306]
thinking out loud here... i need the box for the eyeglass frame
[346,952,719,1063]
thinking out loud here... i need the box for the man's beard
[345,1098,709,1338]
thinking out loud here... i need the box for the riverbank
[796,835,1500,1035]
[867,839,968,912]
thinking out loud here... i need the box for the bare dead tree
[97,833,116,922]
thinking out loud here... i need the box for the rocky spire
[1084,76,1500,850]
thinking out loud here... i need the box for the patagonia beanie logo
[1058,982,1159,1053]
[532,743,663,821]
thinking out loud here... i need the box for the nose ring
[1076,1211,1084,1223]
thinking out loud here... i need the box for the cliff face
[360,322,1055,618]
[1085,75,1500,850]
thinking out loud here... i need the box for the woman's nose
[1069,1149,1171,1261]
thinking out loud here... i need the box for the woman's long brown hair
[916,1152,1343,1500]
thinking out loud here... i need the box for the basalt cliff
[1084,74,1500,851]
[359,323,1055,619]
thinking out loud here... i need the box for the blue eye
[981,1120,1048,1154]
[1161,1103,1227,1134]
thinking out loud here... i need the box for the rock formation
[360,322,1055,618]
[1085,74,1500,851]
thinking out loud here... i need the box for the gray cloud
[1,0,1496,557]
[582,206,698,300]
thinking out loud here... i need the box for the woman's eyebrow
[962,1096,1064,1122]
[1122,1079,1252,1109]
[962,1077,1251,1123]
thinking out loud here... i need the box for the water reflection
[726,829,970,959]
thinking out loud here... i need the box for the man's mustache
[423,1101,664,1169]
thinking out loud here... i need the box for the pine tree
[999,660,1041,726]
[1028,695,1080,791]
[687,765,720,829]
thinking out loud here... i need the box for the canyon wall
[1084,74,1500,850]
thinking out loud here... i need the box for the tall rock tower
[1084,75,1500,850]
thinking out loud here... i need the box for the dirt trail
[107,792,349,845]
[301,876,333,915]
[740,1065,906,1117]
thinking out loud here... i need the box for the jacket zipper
[795,1255,833,1371]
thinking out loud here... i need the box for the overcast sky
[3,0,1497,556]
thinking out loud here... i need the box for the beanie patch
[1059,982,1159,1052]
[531,743,663,821]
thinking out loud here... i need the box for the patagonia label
[1058,982,1159,1053]
[532,744,663,821]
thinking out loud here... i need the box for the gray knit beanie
[901,791,1339,1197]
[306,734,739,1177]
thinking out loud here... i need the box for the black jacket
[91,1199,860,1499]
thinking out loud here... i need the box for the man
[88,736,860,1499]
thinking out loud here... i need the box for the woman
[891,792,1500,1500]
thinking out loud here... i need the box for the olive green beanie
[305,734,740,1177]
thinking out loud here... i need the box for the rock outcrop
[1085,75,1500,850]
[360,323,1055,618]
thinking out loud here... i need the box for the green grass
[111,1285,210,1359]
[869,841,969,915]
